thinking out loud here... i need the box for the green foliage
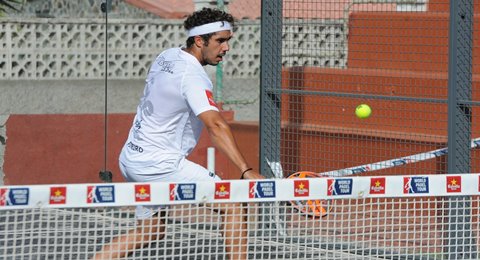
[0,0,23,15]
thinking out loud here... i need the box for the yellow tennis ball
[355,104,372,119]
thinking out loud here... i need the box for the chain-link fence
[260,0,479,258]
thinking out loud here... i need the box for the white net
[1,175,479,259]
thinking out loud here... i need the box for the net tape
[1,173,478,210]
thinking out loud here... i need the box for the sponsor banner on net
[2,174,480,209]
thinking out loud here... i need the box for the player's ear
[193,36,205,48]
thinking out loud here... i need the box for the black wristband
[240,168,253,179]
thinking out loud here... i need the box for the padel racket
[272,137,480,218]
[287,171,333,218]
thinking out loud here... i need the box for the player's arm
[198,110,264,180]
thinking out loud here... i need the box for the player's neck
[182,46,205,66]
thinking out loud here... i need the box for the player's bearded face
[202,30,232,66]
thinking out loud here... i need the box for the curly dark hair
[184,8,235,47]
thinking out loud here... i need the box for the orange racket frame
[287,171,333,217]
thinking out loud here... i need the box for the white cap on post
[207,147,215,172]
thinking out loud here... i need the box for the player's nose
[222,41,230,52]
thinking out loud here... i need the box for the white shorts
[119,157,221,219]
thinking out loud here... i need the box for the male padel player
[92,7,263,260]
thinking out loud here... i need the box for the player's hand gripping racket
[287,171,333,218]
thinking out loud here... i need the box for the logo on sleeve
[50,186,67,205]
[214,182,231,200]
[293,180,309,197]
[135,184,151,202]
[370,177,386,195]
[446,176,461,193]
[403,177,429,194]
[169,183,196,201]
[205,90,217,107]
[0,188,29,206]
[327,179,353,196]
[87,185,115,203]
[249,181,276,199]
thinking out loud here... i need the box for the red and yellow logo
[50,187,67,205]
[370,177,386,195]
[293,180,309,197]
[446,176,461,193]
[214,182,230,200]
[135,184,151,202]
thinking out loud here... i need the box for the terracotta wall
[278,2,480,176]
[3,113,259,185]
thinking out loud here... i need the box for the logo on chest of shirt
[205,90,217,107]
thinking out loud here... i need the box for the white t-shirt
[119,48,219,173]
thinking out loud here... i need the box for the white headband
[187,21,233,37]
